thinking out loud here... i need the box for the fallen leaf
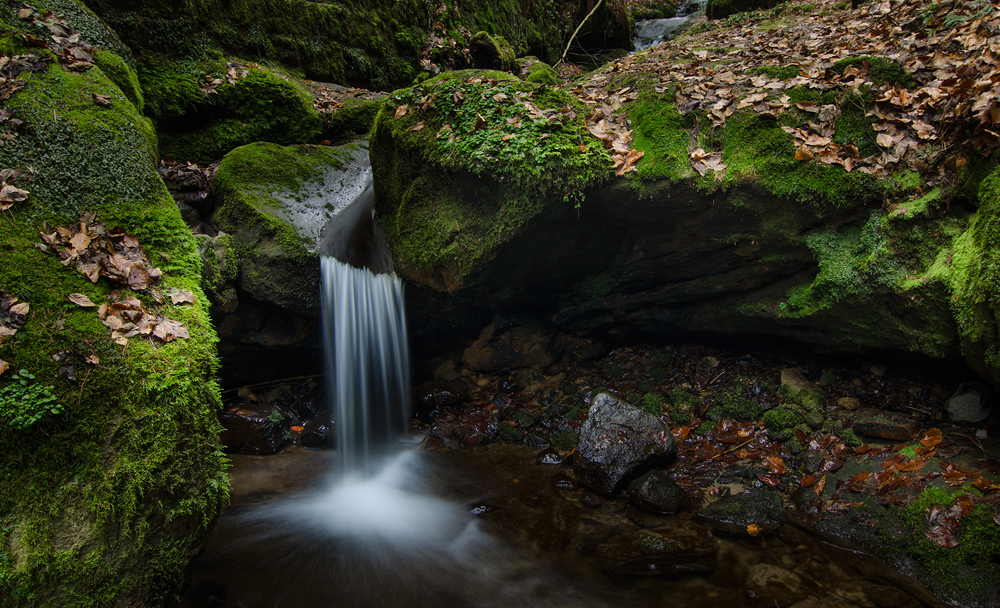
[394,104,408,119]
[815,474,827,496]
[795,146,814,161]
[876,132,895,148]
[166,288,196,305]
[746,523,760,537]
[410,121,425,131]
[86,354,99,365]
[92,93,111,107]
[0,359,7,375]
[920,428,943,447]
[0,183,29,210]
[68,293,96,307]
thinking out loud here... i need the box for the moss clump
[831,56,917,88]
[951,164,1000,384]
[833,90,879,157]
[0,56,227,607]
[469,31,516,72]
[371,70,612,282]
[92,48,144,111]
[896,487,1000,606]
[322,98,383,143]
[212,141,357,311]
[525,61,559,86]
[158,66,323,162]
[624,85,696,183]
[718,395,771,421]
[763,406,805,441]
[137,60,207,124]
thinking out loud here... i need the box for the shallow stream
[180,441,930,608]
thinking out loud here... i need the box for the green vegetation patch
[0,57,227,607]
[831,56,917,88]
[624,84,696,183]
[156,65,323,162]
[371,70,612,279]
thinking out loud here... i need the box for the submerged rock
[744,563,808,608]
[594,521,718,576]
[573,392,677,495]
[852,409,920,441]
[695,489,786,536]
[626,470,690,514]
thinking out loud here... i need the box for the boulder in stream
[573,392,677,495]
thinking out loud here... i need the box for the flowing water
[633,0,707,51]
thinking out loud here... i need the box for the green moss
[641,393,665,415]
[371,71,612,280]
[525,61,559,86]
[322,98,383,142]
[551,430,578,451]
[833,90,879,157]
[763,405,805,440]
[158,66,323,162]
[750,65,801,79]
[92,49,144,112]
[0,54,226,607]
[831,56,917,88]
[719,111,877,206]
[717,395,770,421]
[137,60,207,124]
[838,428,862,447]
[951,165,1000,383]
[625,85,696,183]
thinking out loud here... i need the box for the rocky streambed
[211,320,999,608]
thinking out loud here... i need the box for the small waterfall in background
[633,0,707,51]
[319,171,409,476]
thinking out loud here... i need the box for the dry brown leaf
[0,359,7,375]
[68,293,96,307]
[394,104,408,119]
[410,121,425,131]
[86,354,99,365]
[795,146,814,161]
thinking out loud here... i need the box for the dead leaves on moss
[200,63,249,96]
[36,214,194,347]
[577,0,1000,182]
[0,289,30,376]
[39,212,164,290]
[572,82,645,175]
[17,8,94,72]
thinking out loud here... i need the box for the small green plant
[642,393,664,416]
[0,369,66,430]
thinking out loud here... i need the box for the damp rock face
[946,383,992,423]
[300,411,335,449]
[696,489,786,536]
[219,405,290,454]
[413,379,470,411]
[573,392,677,495]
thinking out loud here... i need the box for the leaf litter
[570,0,1000,187]
[37,213,193,347]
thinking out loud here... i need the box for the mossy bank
[0,7,227,606]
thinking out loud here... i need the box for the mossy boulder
[0,19,226,608]
[210,140,371,316]
[153,64,323,162]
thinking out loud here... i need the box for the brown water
[179,442,929,608]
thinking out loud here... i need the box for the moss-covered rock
[155,64,323,162]
[0,19,226,608]
[952,164,1000,389]
[371,69,612,299]
[706,0,787,19]
[211,140,371,315]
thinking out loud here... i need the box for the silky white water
[320,254,410,475]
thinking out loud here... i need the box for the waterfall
[319,175,410,476]
[633,0,707,51]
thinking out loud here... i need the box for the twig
[707,437,755,461]
[221,374,323,395]
[556,0,603,67]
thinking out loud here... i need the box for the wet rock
[550,472,576,490]
[837,396,861,411]
[413,379,470,411]
[626,470,688,514]
[429,410,496,447]
[573,392,677,495]
[946,383,992,423]
[573,521,618,555]
[870,364,887,377]
[818,370,838,386]
[696,489,785,536]
[535,447,563,465]
[781,368,825,409]
[579,492,603,509]
[594,521,718,576]
[300,411,334,449]
[853,409,919,441]
[798,450,825,475]
[744,563,807,607]
[462,318,555,372]
[551,332,609,361]
[218,405,290,454]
